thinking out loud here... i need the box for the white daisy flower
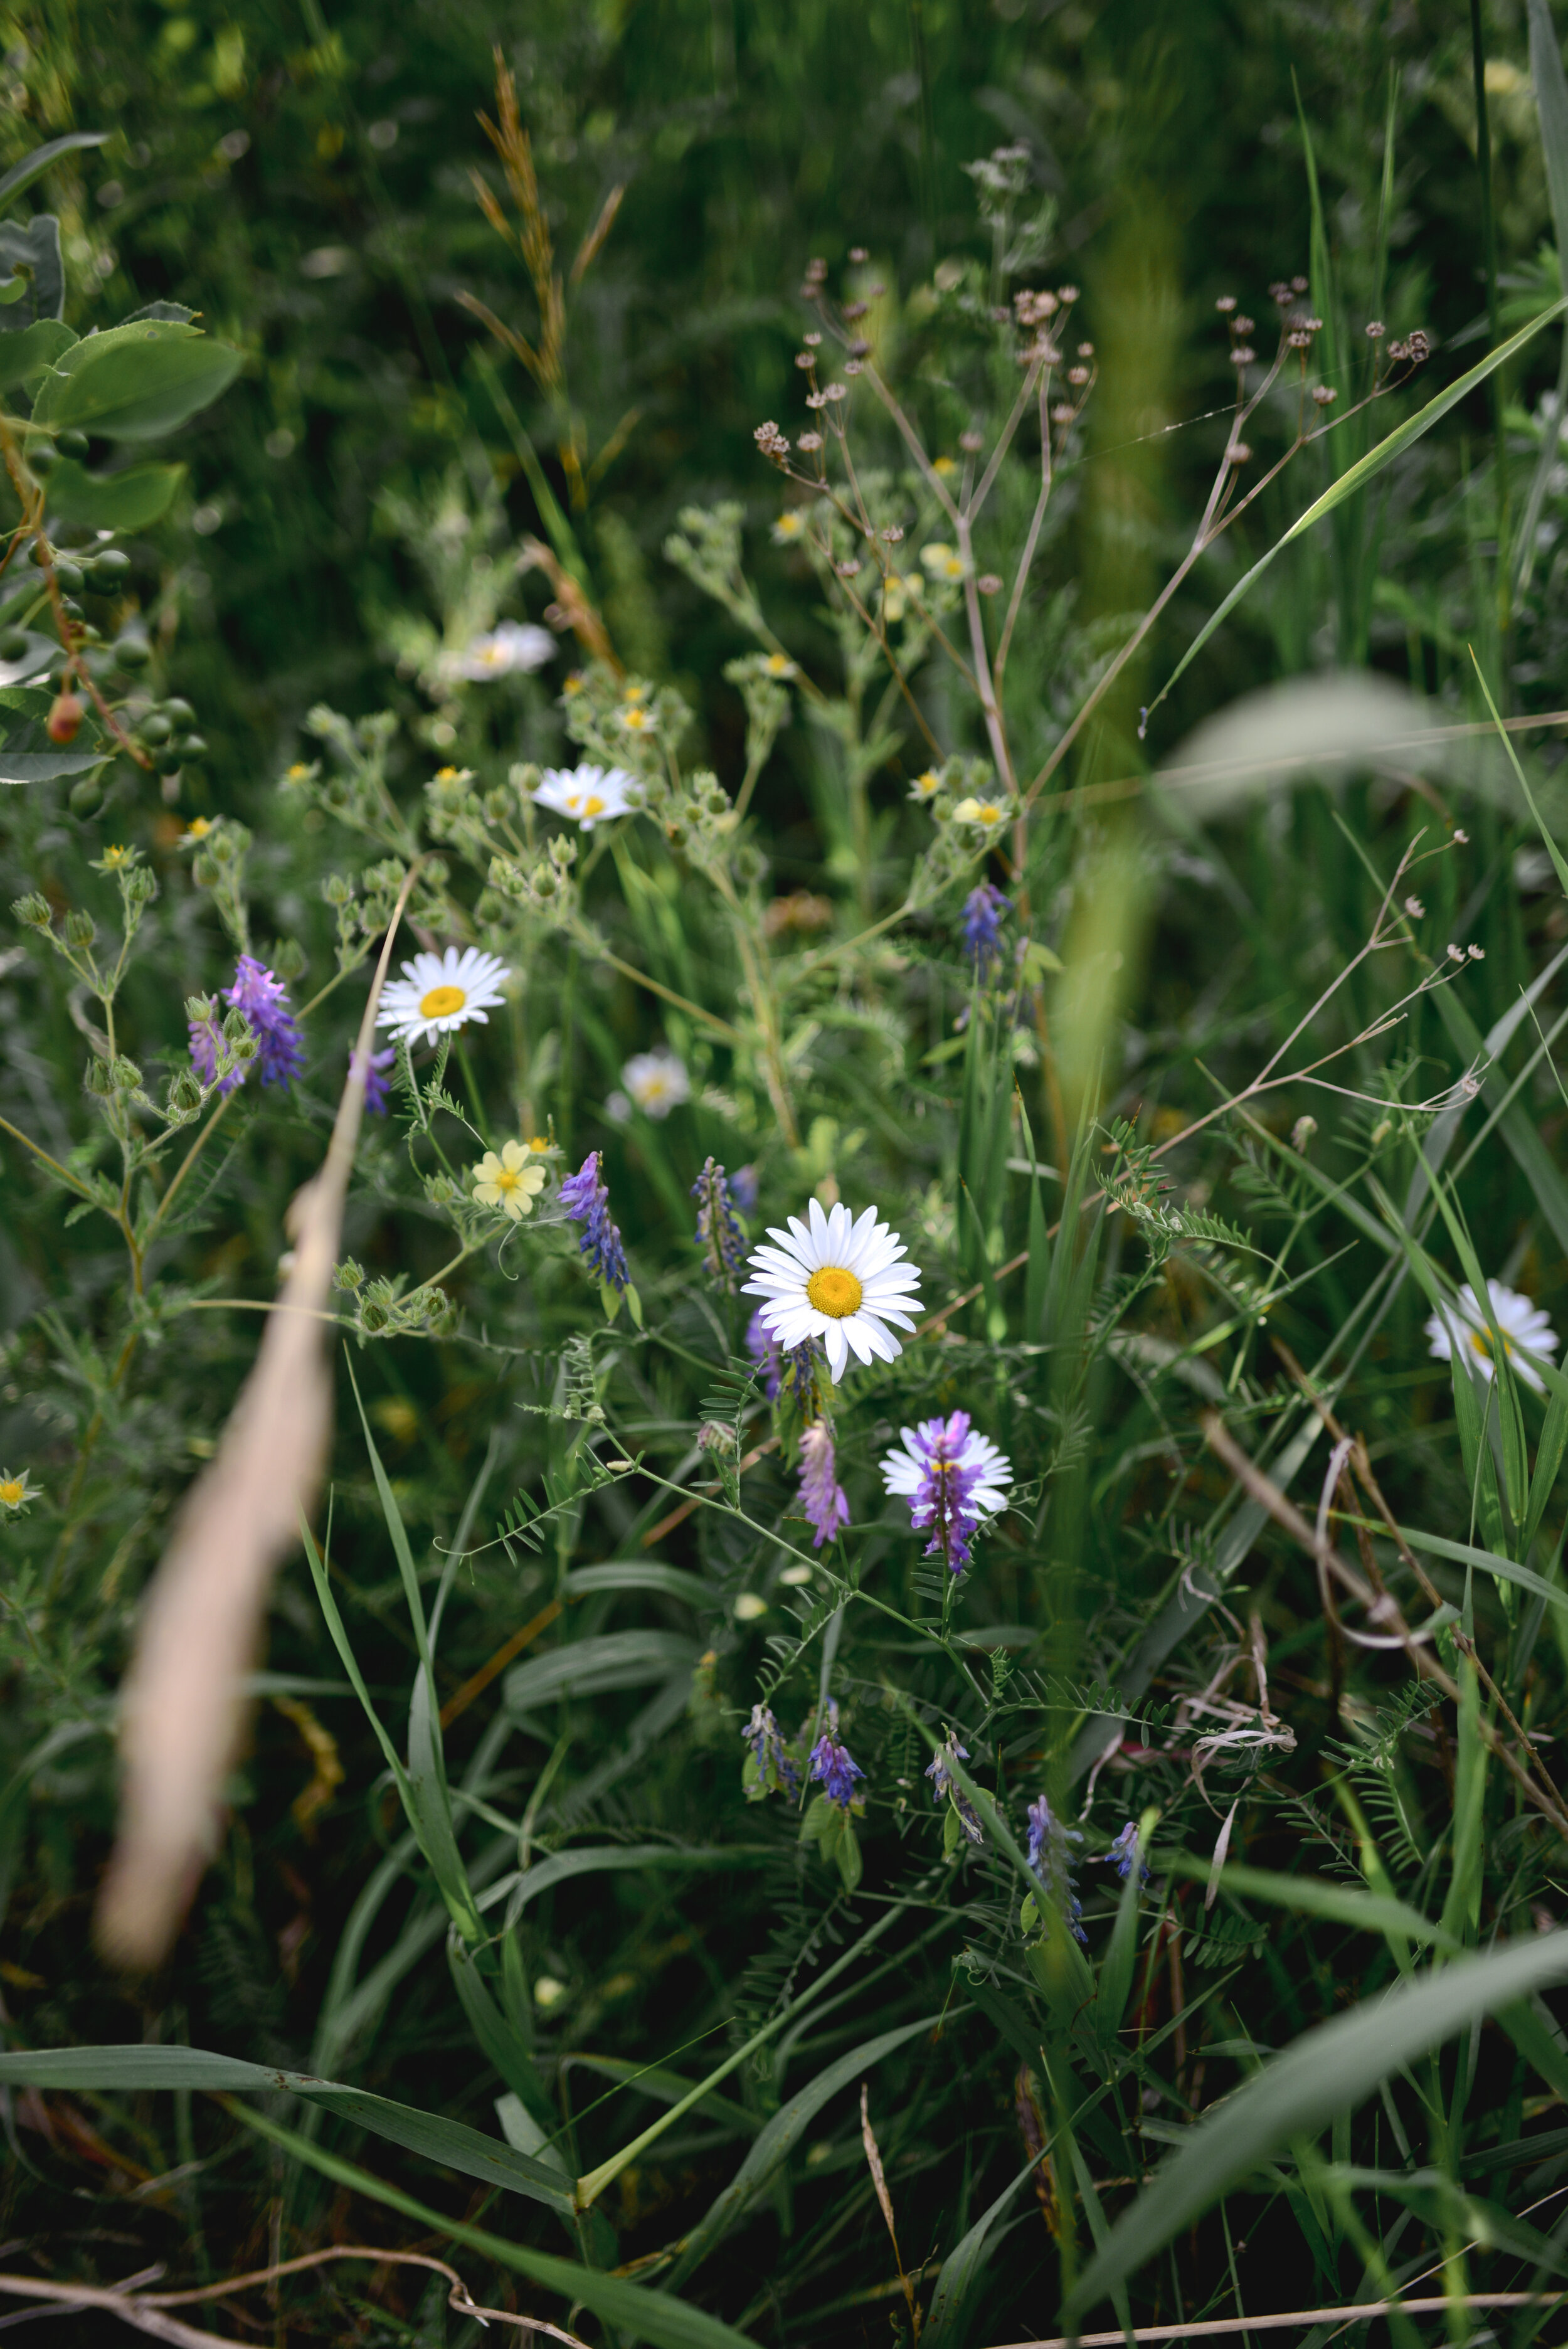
[472,1140,548,1221]
[1425,1280,1559,1395]
[532,764,641,830]
[622,1047,690,1120]
[376,945,511,1049]
[444,620,554,682]
[742,1198,923,1383]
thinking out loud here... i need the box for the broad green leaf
[46,458,183,533]
[0,316,72,392]
[663,2015,936,2288]
[0,215,61,328]
[564,1559,714,1607]
[33,319,241,440]
[1145,294,1568,724]
[0,132,107,221]
[1530,0,1568,262]
[563,2052,760,2136]
[1392,1523,1568,1615]
[228,2099,762,2349]
[1064,1930,1568,2327]
[482,1842,778,1929]
[0,747,105,785]
[0,2043,571,2213]
[447,1930,554,2131]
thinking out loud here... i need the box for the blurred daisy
[532,764,640,829]
[445,620,554,681]
[762,651,798,679]
[772,510,808,544]
[909,768,943,803]
[472,1140,547,1221]
[882,571,921,622]
[377,945,511,1049]
[952,793,1012,839]
[623,1047,690,1119]
[0,1466,37,1513]
[743,1197,923,1383]
[618,703,658,736]
[179,815,214,846]
[920,541,968,582]
[1425,1280,1559,1395]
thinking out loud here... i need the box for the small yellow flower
[0,1468,36,1512]
[932,455,957,477]
[95,844,136,872]
[920,541,968,582]
[472,1139,547,1221]
[525,1135,553,1154]
[772,510,807,543]
[179,816,214,845]
[910,769,943,802]
[618,703,657,734]
[286,761,310,780]
[953,794,1012,837]
[622,682,649,705]
[435,765,459,781]
[562,672,586,696]
[763,651,797,679]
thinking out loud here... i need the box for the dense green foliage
[5,4,1568,2345]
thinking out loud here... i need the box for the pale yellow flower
[909,769,943,802]
[952,794,1012,837]
[920,541,968,582]
[763,651,798,679]
[0,1467,36,1512]
[472,1139,547,1221]
[772,510,807,544]
[179,816,214,845]
[618,703,657,735]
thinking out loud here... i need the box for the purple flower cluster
[906,1411,987,1574]
[692,1155,746,1289]
[746,1307,820,1405]
[808,1701,865,1811]
[559,1150,629,1291]
[1104,1820,1150,1884]
[798,1421,850,1549]
[189,955,304,1095]
[741,1702,800,1800]
[925,1731,983,1846]
[729,1163,759,1217]
[961,881,1012,983]
[1026,1793,1087,1944]
[356,1044,398,1116]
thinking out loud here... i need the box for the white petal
[824,1321,849,1380]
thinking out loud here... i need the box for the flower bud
[333,1258,366,1291]
[48,692,83,745]
[63,908,96,946]
[110,1055,143,1092]
[167,1067,203,1115]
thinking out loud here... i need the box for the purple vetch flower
[746,1306,822,1406]
[692,1156,746,1289]
[559,1150,629,1291]
[926,1730,983,1845]
[798,1420,850,1549]
[226,955,304,1087]
[961,881,1012,982]
[741,1702,801,1800]
[729,1163,759,1217]
[808,1701,865,1811]
[187,1000,235,1095]
[1104,1820,1151,1885]
[354,1044,397,1116]
[1026,1793,1086,1944]
[881,1411,1013,1574]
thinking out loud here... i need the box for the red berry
[47,691,83,745]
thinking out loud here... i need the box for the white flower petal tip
[740,1199,923,1384]
[532,764,642,830]
[879,1421,1014,1518]
[376,945,512,1049]
[622,1047,690,1120]
[443,620,556,681]
[1424,1279,1559,1395]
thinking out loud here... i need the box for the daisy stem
[454,1036,489,1141]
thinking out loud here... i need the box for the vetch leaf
[33,318,241,440]
[46,458,183,533]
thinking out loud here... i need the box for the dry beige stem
[95,879,418,1971]
[860,2083,921,2340]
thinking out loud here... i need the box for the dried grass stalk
[95,878,417,1970]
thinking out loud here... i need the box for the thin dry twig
[861,2084,921,2341]
[0,2246,591,2346]
[988,2291,1567,2348]
[94,871,421,1971]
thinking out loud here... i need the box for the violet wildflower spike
[692,1155,746,1289]
[926,1729,983,1845]
[741,1702,800,1801]
[797,1420,850,1548]
[881,1411,1013,1574]
[807,1702,865,1810]
[559,1150,630,1291]
[225,955,304,1088]
[355,1045,397,1116]
[1104,1820,1151,1884]
[1025,1792,1087,1944]
[961,881,1012,983]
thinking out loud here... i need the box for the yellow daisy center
[582,794,606,817]
[807,1266,863,1318]
[420,984,467,1020]
[0,1478,23,1507]
[1470,1328,1511,1360]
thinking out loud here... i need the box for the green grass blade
[1167,1860,1456,1951]
[662,2014,937,2289]
[1145,295,1568,726]
[1064,1931,1568,2328]
[0,2044,571,2212]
